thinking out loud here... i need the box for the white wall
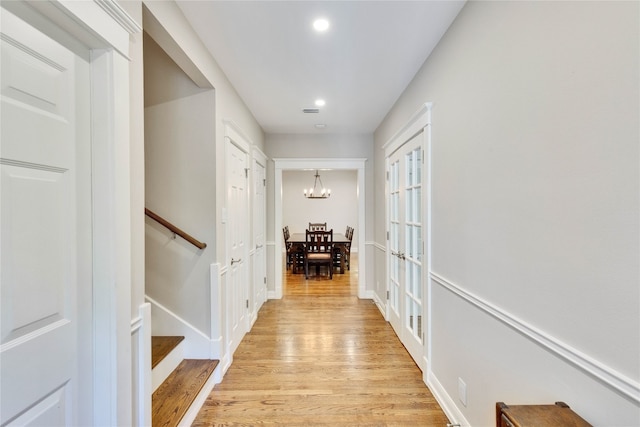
[143,0,265,266]
[144,33,215,334]
[142,0,265,362]
[374,1,639,426]
[282,169,358,244]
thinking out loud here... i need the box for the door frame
[273,158,367,299]
[383,103,432,373]
[1,1,142,425]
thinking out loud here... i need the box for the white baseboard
[426,369,471,427]
[361,289,375,299]
[371,290,386,318]
[212,353,232,384]
[267,290,281,300]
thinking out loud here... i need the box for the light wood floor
[192,254,450,426]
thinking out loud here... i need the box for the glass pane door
[388,158,402,333]
[404,146,423,350]
[386,131,425,369]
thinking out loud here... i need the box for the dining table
[288,232,350,274]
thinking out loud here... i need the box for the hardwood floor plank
[193,255,449,426]
[152,336,185,369]
[153,359,218,427]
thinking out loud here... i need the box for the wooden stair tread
[152,336,184,369]
[152,359,219,427]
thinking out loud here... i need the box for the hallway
[192,255,449,425]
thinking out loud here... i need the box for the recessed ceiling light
[313,18,330,32]
[315,99,326,107]
[315,124,327,129]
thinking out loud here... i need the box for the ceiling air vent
[302,108,320,114]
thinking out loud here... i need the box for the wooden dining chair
[283,226,292,269]
[304,229,333,279]
[283,226,303,271]
[344,226,354,270]
[308,222,327,231]
[333,225,354,272]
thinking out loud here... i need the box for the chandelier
[303,170,331,199]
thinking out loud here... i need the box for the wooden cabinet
[496,402,592,427]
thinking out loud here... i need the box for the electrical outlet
[458,377,467,407]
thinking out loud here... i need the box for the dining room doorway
[273,158,366,299]
[282,169,357,241]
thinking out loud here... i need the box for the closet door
[227,139,249,356]
[252,156,267,312]
[387,132,425,370]
[1,8,92,425]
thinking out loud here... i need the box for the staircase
[151,336,219,427]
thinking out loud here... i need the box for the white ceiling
[176,1,465,135]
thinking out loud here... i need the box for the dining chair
[333,226,354,272]
[304,229,333,279]
[308,222,327,231]
[345,226,354,270]
[283,226,303,271]
[283,226,292,269]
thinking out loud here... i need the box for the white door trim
[273,158,367,299]
[2,1,142,425]
[224,119,253,153]
[383,103,432,154]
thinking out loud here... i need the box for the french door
[387,132,425,370]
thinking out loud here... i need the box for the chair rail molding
[430,272,640,404]
[371,241,386,252]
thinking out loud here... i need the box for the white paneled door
[387,132,426,370]
[227,139,249,356]
[1,9,91,426]
[252,157,267,313]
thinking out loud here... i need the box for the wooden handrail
[145,208,207,250]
